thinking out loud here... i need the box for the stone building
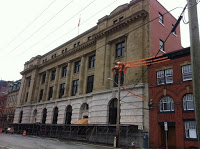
[148,47,198,148]
[14,0,181,133]
[6,80,21,124]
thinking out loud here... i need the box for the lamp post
[108,71,121,148]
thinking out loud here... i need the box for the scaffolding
[6,123,147,148]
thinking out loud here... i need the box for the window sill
[159,111,175,114]
[183,110,195,113]
[183,79,192,82]
[184,138,198,141]
[159,22,165,26]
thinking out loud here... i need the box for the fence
[6,123,148,148]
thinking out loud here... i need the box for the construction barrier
[23,130,26,136]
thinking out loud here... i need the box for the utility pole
[187,0,200,146]
[114,70,121,148]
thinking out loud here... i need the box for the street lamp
[108,72,121,148]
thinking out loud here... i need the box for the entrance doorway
[161,125,176,149]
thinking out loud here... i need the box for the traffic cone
[23,130,26,136]
[0,128,2,133]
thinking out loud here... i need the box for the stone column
[78,55,86,95]
[27,69,37,104]
[104,43,111,89]
[33,73,41,103]
[64,62,72,97]
[17,76,26,106]
[43,70,50,101]
[53,66,60,100]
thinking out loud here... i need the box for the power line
[17,0,97,56]
[29,0,120,56]
[6,0,74,56]
[120,4,188,103]
[1,0,57,54]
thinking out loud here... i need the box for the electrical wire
[23,0,120,56]
[6,0,74,56]
[17,0,97,56]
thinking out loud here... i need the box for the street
[0,133,114,149]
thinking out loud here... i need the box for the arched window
[52,107,58,124]
[80,103,89,119]
[160,96,174,112]
[19,111,23,123]
[109,98,117,124]
[65,105,72,124]
[183,94,194,111]
[42,108,47,124]
[32,109,37,123]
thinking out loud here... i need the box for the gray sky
[0,0,199,81]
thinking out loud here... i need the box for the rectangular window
[159,12,163,24]
[157,68,173,85]
[74,61,81,73]
[114,72,124,87]
[72,80,79,96]
[51,70,56,80]
[159,40,165,52]
[172,24,176,35]
[89,55,95,68]
[25,92,29,102]
[182,65,192,81]
[88,36,92,41]
[39,89,43,102]
[113,19,118,24]
[28,77,31,87]
[87,75,94,93]
[42,73,46,84]
[116,41,125,58]
[59,83,65,98]
[48,86,53,100]
[62,66,67,77]
[185,121,197,139]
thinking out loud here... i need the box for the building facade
[14,0,181,134]
[6,80,21,124]
[148,48,198,148]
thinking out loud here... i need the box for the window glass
[185,121,197,138]
[160,96,174,112]
[183,94,194,111]
[182,65,192,81]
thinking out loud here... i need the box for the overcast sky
[0,0,199,81]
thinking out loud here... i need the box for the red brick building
[148,47,198,149]
[0,95,7,128]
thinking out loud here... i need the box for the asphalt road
[0,133,115,149]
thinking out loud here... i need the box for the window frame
[159,40,165,52]
[157,68,173,85]
[183,94,194,111]
[48,86,53,100]
[185,121,197,139]
[159,12,164,24]
[72,80,79,96]
[74,61,81,73]
[51,70,56,81]
[88,55,95,69]
[59,83,65,98]
[116,41,125,58]
[182,65,192,81]
[41,73,46,84]
[62,66,67,77]
[87,75,94,93]
[160,96,174,112]
[39,89,43,102]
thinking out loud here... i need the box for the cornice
[94,10,148,40]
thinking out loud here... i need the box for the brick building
[148,47,198,148]
[14,0,181,139]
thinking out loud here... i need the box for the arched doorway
[32,109,37,123]
[52,107,58,124]
[42,108,47,124]
[65,105,72,124]
[109,98,117,124]
[80,103,89,119]
[19,111,23,123]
